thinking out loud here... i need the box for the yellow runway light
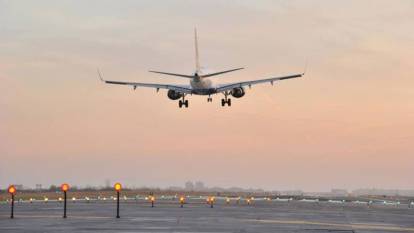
[114,183,122,218]
[114,183,122,192]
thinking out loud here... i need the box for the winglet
[302,60,308,76]
[97,68,105,82]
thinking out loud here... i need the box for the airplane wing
[98,70,193,94]
[215,73,303,93]
[104,80,193,94]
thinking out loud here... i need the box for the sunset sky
[1,0,413,191]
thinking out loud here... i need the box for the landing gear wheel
[184,100,189,108]
[221,98,231,107]
[179,100,183,108]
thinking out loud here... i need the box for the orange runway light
[8,185,16,195]
[208,196,215,208]
[61,183,70,192]
[61,183,70,218]
[180,196,185,207]
[8,185,16,219]
[150,195,155,207]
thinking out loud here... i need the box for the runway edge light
[8,185,16,195]
[8,185,16,219]
[180,196,185,208]
[61,183,69,218]
[114,183,122,192]
[61,183,69,192]
[114,183,122,218]
[150,195,155,208]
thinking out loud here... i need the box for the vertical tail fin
[194,28,201,73]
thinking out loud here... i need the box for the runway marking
[0,214,111,220]
[250,219,414,232]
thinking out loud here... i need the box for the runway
[1,199,413,232]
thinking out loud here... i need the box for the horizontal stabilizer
[149,70,194,78]
[201,67,244,78]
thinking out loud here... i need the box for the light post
[114,183,122,218]
[61,183,69,218]
[8,185,16,219]
[208,196,214,208]
[150,196,155,208]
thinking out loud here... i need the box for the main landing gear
[221,92,231,107]
[207,95,212,102]
[221,98,231,106]
[178,95,188,108]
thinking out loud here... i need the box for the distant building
[35,184,42,191]
[168,186,183,191]
[105,179,111,189]
[185,181,194,191]
[331,189,348,196]
[352,189,414,197]
[195,181,205,191]
[280,190,304,196]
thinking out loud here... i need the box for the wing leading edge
[98,70,193,94]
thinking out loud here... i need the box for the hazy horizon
[1,0,413,192]
[6,181,414,194]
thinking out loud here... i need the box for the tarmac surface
[1,199,414,233]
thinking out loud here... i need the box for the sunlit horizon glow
[1,0,413,192]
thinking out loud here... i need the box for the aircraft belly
[190,79,216,95]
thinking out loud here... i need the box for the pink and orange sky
[1,1,413,191]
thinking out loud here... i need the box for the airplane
[98,29,305,108]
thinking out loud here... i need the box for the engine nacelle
[231,87,245,98]
[167,90,183,100]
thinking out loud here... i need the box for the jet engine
[167,90,183,100]
[231,87,245,98]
